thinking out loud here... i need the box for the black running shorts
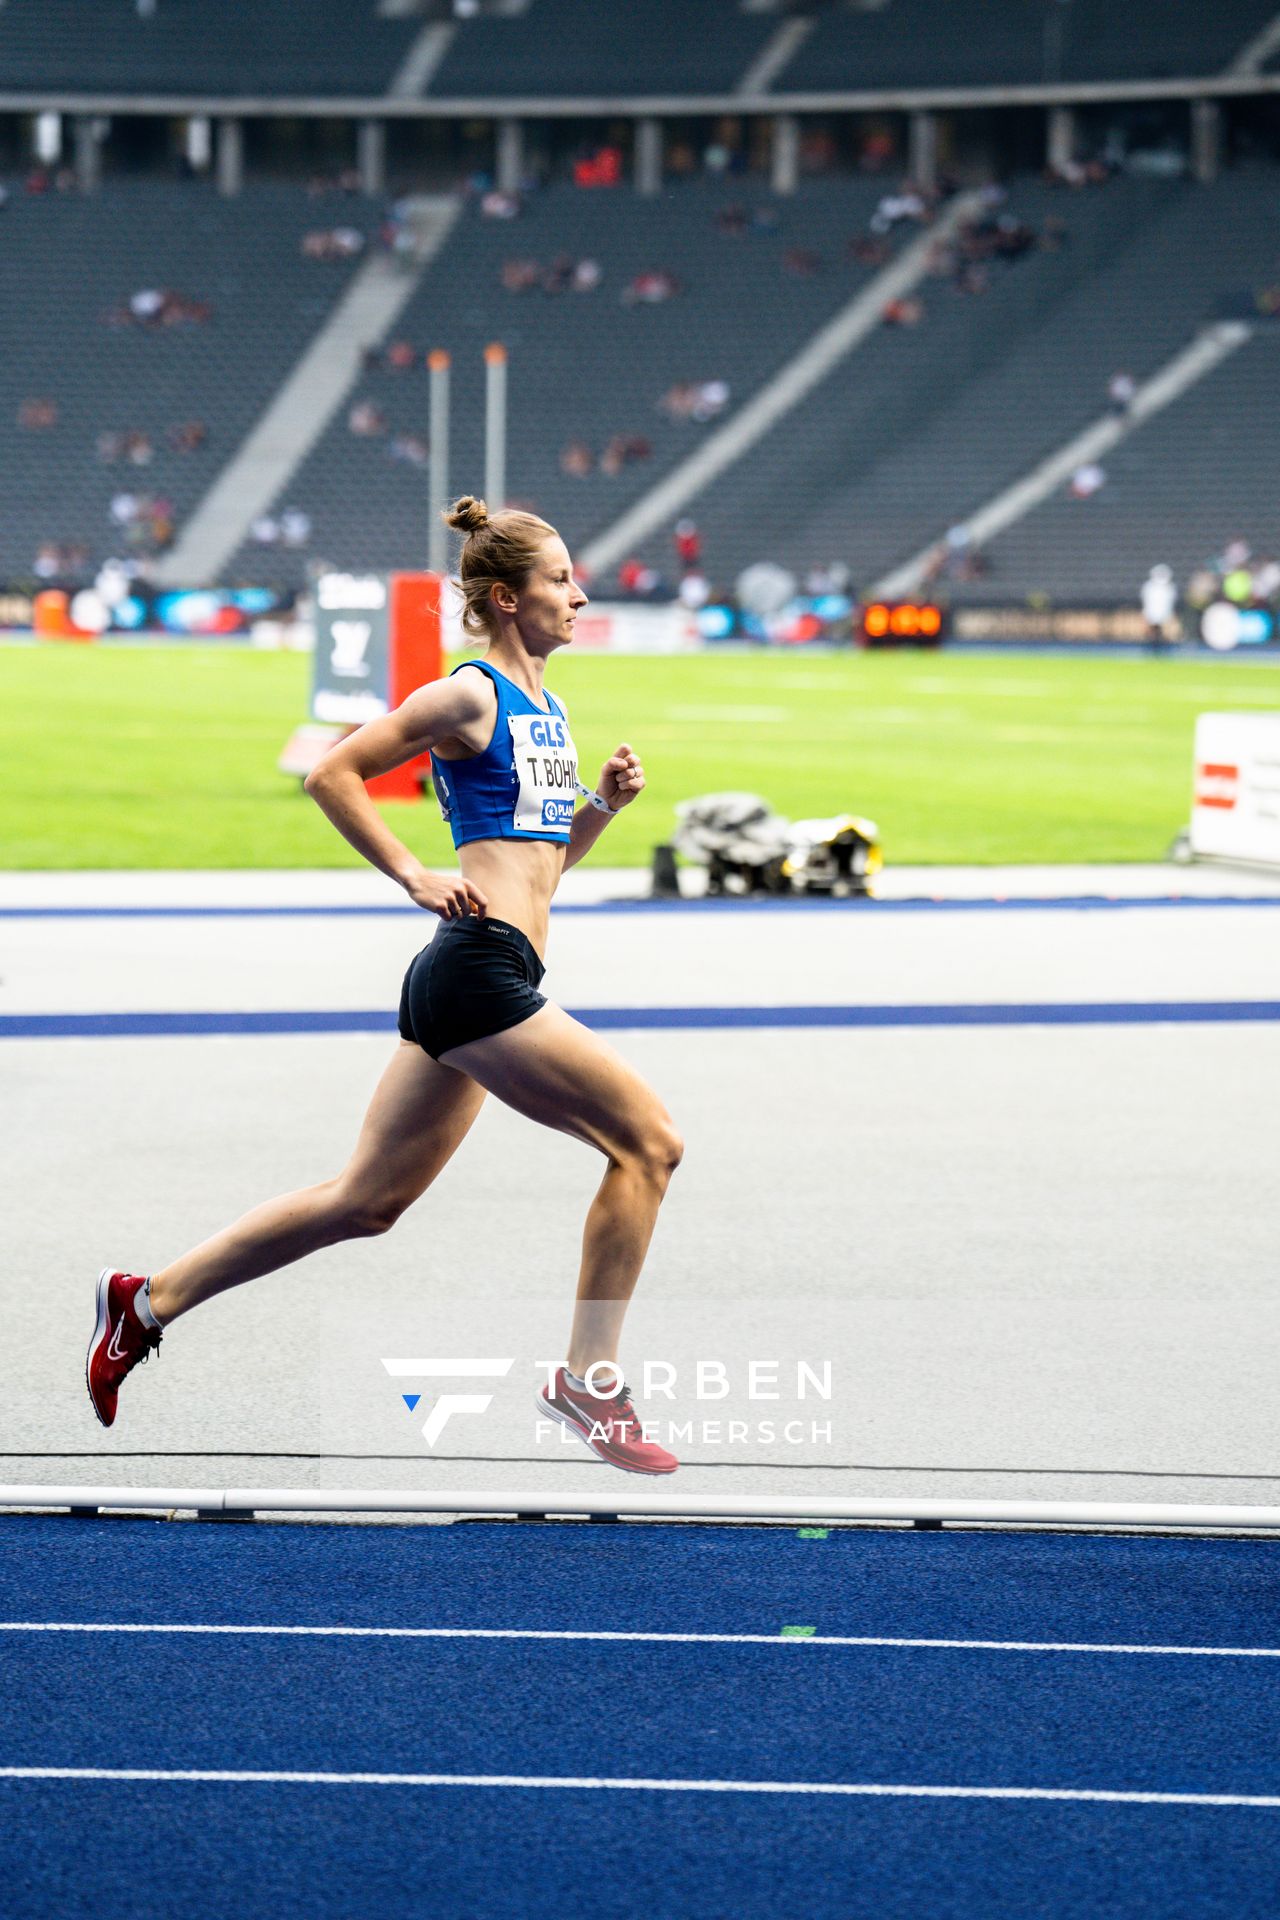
[397,915,547,1061]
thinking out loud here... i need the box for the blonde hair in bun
[443,493,557,640]
[444,494,490,536]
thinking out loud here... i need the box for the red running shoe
[86,1268,161,1428]
[538,1367,679,1475]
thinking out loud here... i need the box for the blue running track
[2,1518,1279,1917]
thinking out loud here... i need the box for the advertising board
[1190,711,1280,866]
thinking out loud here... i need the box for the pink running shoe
[538,1367,679,1475]
[86,1268,161,1428]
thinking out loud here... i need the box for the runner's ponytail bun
[444,495,490,536]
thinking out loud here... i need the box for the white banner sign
[1191,711,1280,865]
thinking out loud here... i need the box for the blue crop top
[431,660,578,849]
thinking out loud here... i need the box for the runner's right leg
[146,1041,486,1323]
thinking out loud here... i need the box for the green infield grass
[2,641,1277,869]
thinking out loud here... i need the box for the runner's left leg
[442,1003,682,1380]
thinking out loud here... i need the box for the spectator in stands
[600,434,653,475]
[541,253,576,295]
[167,420,208,453]
[1140,564,1177,649]
[251,517,280,547]
[480,190,520,220]
[674,519,702,569]
[130,288,166,322]
[622,270,680,306]
[1108,370,1136,415]
[388,433,428,467]
[302,228,365,260]
[679,570,711,610]
[714,204,748,237]
[870,189,927,237]
[501,258,540,293]
[882,296,923,327]
[783,247,822,277]
[850,235,892,268]
[859,129,896,173]
[572,145,622,189]
[560,440,594,478]
[18,398,57,430]
[348,400,387,437]
[280,508,312,549]
[618,557,665,598]
[659,380,729,424]
[1069,462,1106,498]
[385,339,417,371]
[571,258,602,293]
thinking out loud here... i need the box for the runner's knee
[329,1181,413,1238]
[628,1118,684,1191]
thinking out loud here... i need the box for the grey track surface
[5,864,1279,1512]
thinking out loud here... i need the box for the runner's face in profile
[515,538,589,653]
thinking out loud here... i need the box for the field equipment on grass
[666,793,881,897]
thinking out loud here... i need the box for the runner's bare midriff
[459,837,566,958]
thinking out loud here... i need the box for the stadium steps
[577,189,988,580]
[0,180,376,585]
[666,169,1280,593]
[222,175,904,588]
[154,197,460,587]
[870,321,1254,598]
[955,328,1280,600]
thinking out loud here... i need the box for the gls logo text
[381,1357,515,1446]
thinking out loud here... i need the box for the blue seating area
[4,158,1279,608]
[0,180,373,583]
[0,0,419,99]
[0,0,1266,101]
[425,0,774,99]
[776,0,1275,93]
[224,175,897,587]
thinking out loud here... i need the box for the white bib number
[510,712,578,835]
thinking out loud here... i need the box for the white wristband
[578,784,617,816]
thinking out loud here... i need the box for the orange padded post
[365,571,443,802]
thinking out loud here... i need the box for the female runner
[86,496,683,1475]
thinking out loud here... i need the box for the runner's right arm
[303,675,495,919]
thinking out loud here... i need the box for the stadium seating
[769,0,1276,93]
[0,0,420,98]
[424,0,775,98]
[222,174,897,587]
[0,180,373,583]
[638,169,1280,599]
[4,162,1279,605]
[2,0,1267,101]
[968,330,1280,601]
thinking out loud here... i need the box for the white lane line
[1,1767,1278,1807]
[4,1623,1280,1659]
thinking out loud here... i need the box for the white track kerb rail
[3,1487,1280,1533]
